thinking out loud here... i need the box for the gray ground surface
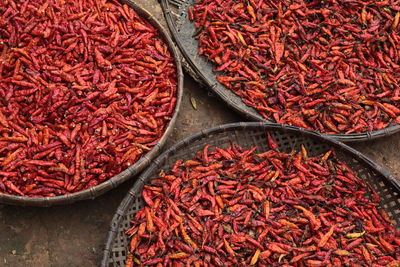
[1,0,399,266]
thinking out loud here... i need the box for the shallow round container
[101,122,400,266]
[0,0,183,207]
[160,0,400,143]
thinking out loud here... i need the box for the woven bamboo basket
[101,122,400,266]
[0,1,183,207]
[159,0,400,142]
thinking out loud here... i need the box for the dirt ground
[1,0,399,266]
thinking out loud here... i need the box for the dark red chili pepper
[190,0,400,134]
[0,0,177,197]
[126,136,400,266]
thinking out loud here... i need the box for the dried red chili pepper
[189,0,400,134]
[0,0,177,197]
[126,136,400,265]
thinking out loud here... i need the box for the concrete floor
[1,0,399,266]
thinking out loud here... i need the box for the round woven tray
[0,0,183,207]
[101,122,400,267]
[160,0,400,143]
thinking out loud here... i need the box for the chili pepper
[379,234,396,253]
[125,253,134,267]
[190,0,400,134]
[126,140,400,266]
[294,205,321,231]
[318,225,336,247]
[346,231,365,239]
[267,133,278,151]
[250,249,260,265]
[263,200,270,220]
[167,252,190,259]
[0,0,177,197]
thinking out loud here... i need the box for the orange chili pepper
[318,225,336,247]
[294,205,321,230]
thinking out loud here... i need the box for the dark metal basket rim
[0,1,184,207]
[101,121,400,266]
[160,0,400,143]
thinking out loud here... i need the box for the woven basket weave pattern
[101,123,400,267]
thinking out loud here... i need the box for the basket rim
[0,0,184,207]
[160,0,400,143]
[101,121,400,266]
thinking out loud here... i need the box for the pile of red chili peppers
[189,0,400,134]
[126,136,400,266]
[0,0,177,197]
